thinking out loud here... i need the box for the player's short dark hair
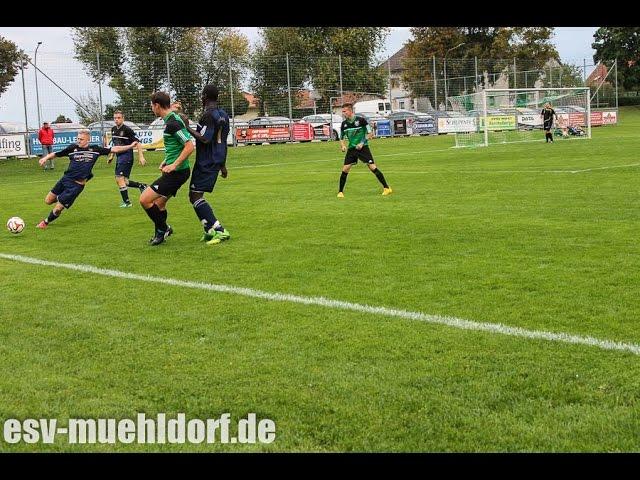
[113,110,124,117]
[342,103,354,110]
[150,92,171,109]
[202,84,219,102]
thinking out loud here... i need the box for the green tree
[592,27,640,91]
[71,27,124,81]
[72,27,251,123]
[402,27,558,100]
[250,27,389,116]
[0,36,27,97]
[54,114,72,123]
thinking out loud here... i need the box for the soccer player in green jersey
[140,92,194,246]
[337,103,392,198]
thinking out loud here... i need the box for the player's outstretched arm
[111,141,138,154]
[136,142,147,166]
[38,152,55,167]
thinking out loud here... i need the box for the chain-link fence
[0,50,620,154]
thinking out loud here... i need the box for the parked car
[300,114,342,140]
[248,116,291,127]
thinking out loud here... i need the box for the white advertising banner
[437,117,477,133]
[517,114,543,127]
[0,134,27,157]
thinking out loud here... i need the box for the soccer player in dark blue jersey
[182,85,231,245]
[108,110,147,208]
[36,129,138,229]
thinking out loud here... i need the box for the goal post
[447,87,591,148]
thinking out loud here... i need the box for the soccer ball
[6,217,25,234]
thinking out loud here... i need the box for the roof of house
[382,45,408,72]
[586,62,610,86]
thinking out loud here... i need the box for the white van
[353,99,392,116]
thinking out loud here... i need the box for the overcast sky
[0,27,599,126]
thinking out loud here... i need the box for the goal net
[446,88,592,148]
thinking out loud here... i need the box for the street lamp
[34,41,43,128]
[444,42,465,109]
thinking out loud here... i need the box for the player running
[108,110,148,208]
[36,129,138,229]
[181,85,231,245]
[337,103,392,198]
[139,91,194,246]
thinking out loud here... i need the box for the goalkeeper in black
[541,102,558,143]
[337,103,392,197]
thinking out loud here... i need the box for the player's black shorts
[543,120,553,131]
[51,176,85,209]
[190,164,221,193]
[344,145,375,165]
[115,159,133,178]
[150,168,190,198]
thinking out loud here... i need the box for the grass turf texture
[1,108,640,452]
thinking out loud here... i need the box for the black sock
[119,187,130,203]
[45,210,59,224]
[339,172,348,192]
[160,208,168,227]
[372,168,389,188]
[127,180,143,188]
[144,204,167,232]
[193,198,218,232]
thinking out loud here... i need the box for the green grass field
[1,108,640,452]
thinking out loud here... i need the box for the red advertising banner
[590,111,603,126]
[602,111,618,125]
[236,125,291,143]
[569,112,586,126]
[292,122,314,141]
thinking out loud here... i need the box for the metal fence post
[286,54,293,136]
[614,58,619,109]
[387,56,392,112]
[583,58,587,84]
[433,55,437,110]
[513,58,517,89]
[228,54,236,146]
[338,54,343,100]
[474,56,478,91]
[20,60,30,155]
[96,51,105,141]
[165,51,171,94]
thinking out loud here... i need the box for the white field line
[1,252,639,356]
